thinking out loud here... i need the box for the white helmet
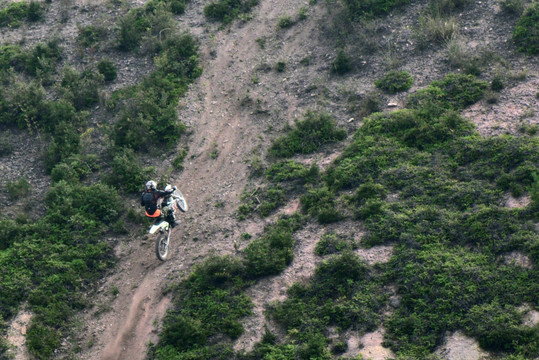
[145,180,157,191]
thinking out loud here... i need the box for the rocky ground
[1,0,537,359]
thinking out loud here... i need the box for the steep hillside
[0,0,538,359]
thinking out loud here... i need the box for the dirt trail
[77,0,313,358]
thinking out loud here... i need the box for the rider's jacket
[141,189,172,216]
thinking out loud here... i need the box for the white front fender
[149,221,169,234]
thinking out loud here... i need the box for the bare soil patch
[5,307,32,360]
[341,327,395,360]
[502,251,533,269]
[505,193,532,209]
[435,331,490,360]
[523,310,539,327]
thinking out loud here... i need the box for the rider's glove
[173,186,177,190]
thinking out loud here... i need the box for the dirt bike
[148,185,188,261]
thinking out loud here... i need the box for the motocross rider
[141,180,179,227]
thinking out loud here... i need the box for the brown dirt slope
[1,0,537,359]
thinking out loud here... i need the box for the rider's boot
[168,210,179,228]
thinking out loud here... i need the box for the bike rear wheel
[155,230,170,261]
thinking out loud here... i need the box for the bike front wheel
[173,190,188,212]
[155,233,169,261]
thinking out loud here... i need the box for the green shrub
[385,244,537,356]
[141,5,178,53]
[26,322,61,360]
[51,162,79,184]
[45,181,122,224]
[298,6,308,20]
[330,49,352,75]
[351,182,387,205]
[238,184,289,219]
[428,73,487,108]
[169,0,187,14]
[77,25,106,48]
[266,160,319,184]
[375,70,413,93]
[0,1,27,28]
[240,186,284,218]
[0,1,42,28]
[314,233,357,256]
[50,154,99,183]
[269,111,346,158]
[117,9,150,51]
[275,60,286,72]
[0,180,122,357]
[145,0,187,14]
[300,186,343,223]
[26,1,42,22]
[187,255,247,290]
[243,214,304,277]
[59,67,103,110]
[270,252,384,359]
[97,59,117,82]
[42,99,84,133]
[332,341,348,354]
[361,109,475,150]
[277,15,294,28]
[154,344,236,360]
[0,44,25,71]
[450,135,539,186]
[153,32,202,81]
[0,137,13,157]
[6,178,30,200]
[0,80,46,129]
[530,172,539,208]
[407,73,487,113]
[112,102,179,151]
[500,0,525,15]
[171,148,189,170]
[415,13,459,47]
[324,135,412,190]
[204,0,259,23]
[111,32,200,151]
[104,148,154,193]
[513,2,539,55]
[159,256,252,354]
[491,75,504,91]
[43,122,82,171]
[160,315,208,350]
[24,39,62,78]
[465,301,539,354]
[356,198,386,219]
[0,337,9,358]
[0,219,20,250]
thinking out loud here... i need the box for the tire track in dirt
[102,271,170,360]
